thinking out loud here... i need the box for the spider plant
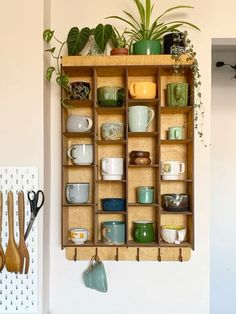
[106,0,200,43]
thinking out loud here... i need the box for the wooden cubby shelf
[61,55,194,261]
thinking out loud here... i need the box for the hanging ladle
[0,191,5,272]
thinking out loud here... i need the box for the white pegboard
[0,167,38,313]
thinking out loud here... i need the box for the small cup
[101,157,124,180]
[161,225,187,244]
[168,126,184,140]
[101,221,125,244]
[129,82,157,99]
[66,182,90,204]
[69,228,89,244]
[137,186,154,204]
[133,221,154,243]
[161,160,185,180]
[67,144,93,165]
[167,82,189,106]
[66,115,93,133]
[101,122,124,140]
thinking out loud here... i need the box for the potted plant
[106,0,200,55]
[110,27,129,55]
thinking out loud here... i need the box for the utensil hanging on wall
[24,190,44,240]
[5,191,21,273]
[0,191,5,272]
[18,191,30,274]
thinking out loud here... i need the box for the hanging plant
[171,31,208,147]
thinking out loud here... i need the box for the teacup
[101,221,125,244]
[129,82,157,99]
[66,182,89,204]
[83,255,108,293]
[161,225,186,244]
[137,186,154,204]
[101,157,124,180]
[69,228,89,244]
[168,126,184,140]
[66,115,93,133]
[161,160,185,180]
[101,122,124,140]
[128,106,155,132]
[133,220,154,243]
[70,81,90,100]
[67,144,93,165]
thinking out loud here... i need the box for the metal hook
[115,248,119,262]
[73,248,77,261]
[158,248,162,262]
[136,248,140,262]
[179,248,183,262]
[95,247,99,261]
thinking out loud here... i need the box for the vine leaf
[46,67,55,81]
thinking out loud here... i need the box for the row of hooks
[73,247,184,262]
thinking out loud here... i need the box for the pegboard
[0,167,38,313]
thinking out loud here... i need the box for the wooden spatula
[18,191,29,274]
[5,191,21,273]
[0,191,5,272]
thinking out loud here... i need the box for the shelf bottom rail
[66,246,191,262]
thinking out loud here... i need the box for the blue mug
[83,255,108,293]
[101,221,125,244]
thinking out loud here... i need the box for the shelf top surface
[62,55,193,67]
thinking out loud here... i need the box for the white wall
[48,1,210,314]
[211,47,236,314]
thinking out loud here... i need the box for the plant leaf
[56,74,70,91]
[67,27,90,56]
[43,29,54,43]
[45,47,56,53]
[145,0,151,30]
[164,20,200,31]
[134,0,145,25]
[94,24,113,52]
[46,67,55,81]
[156,5,194,22]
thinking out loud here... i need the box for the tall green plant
[106,0,200,42]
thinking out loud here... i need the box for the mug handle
[146,108,155,127]
[174,129,179,139]
[129,83,136,97]
[67,146,76,160]
[102,227,111,243]
[179,162,185,173]
[101,159,109,174]
[83,117,93,132]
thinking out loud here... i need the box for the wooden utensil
[5,191,21,273]
[0,191,5,272]
[18,191,29,274]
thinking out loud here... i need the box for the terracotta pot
[110,48,129,56]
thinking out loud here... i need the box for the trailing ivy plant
[171,31,208,147]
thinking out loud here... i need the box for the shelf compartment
[63,164,94,168]
[128,164,159,168]
[159,240,192,248]
[161,179,193,183]
[96,140,126,145]
[161,106,193,114]
[96,210,127,215]
[63,99,93,108]
[96,179,127,183]
[128,132,158,137]
[128,203,158,207]
[161,139,193,145]
[160,210,192,215]
[62,240,95,248]
[128,99,159,106]
[63,203,94,207]
[63,132,94,138]
[128,241,158,247]
[96,107,126,114]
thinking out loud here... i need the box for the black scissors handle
[27,190,44,217]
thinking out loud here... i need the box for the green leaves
[43,29,54,43]
[46,67,55,81]
[94,24,113,52]
[67,27,91,55]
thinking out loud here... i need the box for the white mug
[161,160,185,180]
[101,157,124,180]
[66,115,93,132]
[128,106,155,132]
[66,182,90,204]
[161,225,186,244]
[69,228,89,244]
[67,144,93,165]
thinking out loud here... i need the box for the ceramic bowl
[101,198,126,211]
[97,86,125,107]
[161,194,189,212]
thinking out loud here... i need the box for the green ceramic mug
[168,126,184,140]
[133,220,154,243]
[167,82,189,106]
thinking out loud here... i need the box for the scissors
[24,190,45,240]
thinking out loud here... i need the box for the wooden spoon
[18,191,30,274]
[5,191,21,273]
[0,191,5,272]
